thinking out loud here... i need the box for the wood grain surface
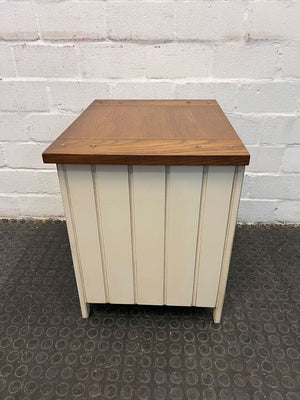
[43,100,250,165]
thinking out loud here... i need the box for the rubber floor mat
[0,219,299,400]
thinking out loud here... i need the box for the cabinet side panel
[95,165,134,304]
[57,165,90,317]
[195,166,235,307]
[166,166,203,306]
[65,164,106,303]
[213,166,245,322]
[132,165,165,305]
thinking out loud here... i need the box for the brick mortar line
[0,194,299,203]
[1,77,299,82]
[1,38,300,45]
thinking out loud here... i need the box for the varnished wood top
[43,100,249,165]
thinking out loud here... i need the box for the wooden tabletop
[43,100,250,165]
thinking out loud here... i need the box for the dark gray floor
[0,220,299,400]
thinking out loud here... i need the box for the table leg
[57,164,91,318]
[213,166,245,323]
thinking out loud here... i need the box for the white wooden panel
[95,165,134,304]
[131,165,165,304]
[195,166,235,307]
[65,164,106,303]
[213,166,245,323]
[165,166,203,306]
[57,165,90,318]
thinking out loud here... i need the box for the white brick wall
[80,43,146,78]
[0,0,299,222]
[0,2,38,40]
[107,1,174,41]
[248,1,300,40]
[146,44,213,78]
[37,1,106,40]
[14,44,79,78]
[175,1,246,41]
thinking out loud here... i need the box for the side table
[43,100,250,323]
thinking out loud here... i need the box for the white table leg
[57,164,91,318]
[213,166,245,323]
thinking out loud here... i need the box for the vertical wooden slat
[131,165,165,305]
[192,166,208,307]
[94,165,134,304]
[195,166,235,307]
[165,166,203,306]
[57,164,90,318]
[64,164,106,303]
[213,166,245,323]
[128,165,138,303]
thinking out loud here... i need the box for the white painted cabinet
[43,100,249,322]
[57,163,244,323]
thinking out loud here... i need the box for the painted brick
[14,44,78,78]
[0,82,48,112]
[248,1,300,40]
[37,1,106,40]
[18,194,63,217]
[0,144,6,167]
[176,1,245,40]
[282,147,300,173]
[234,114,299,147]
[27,113,77,142]
[260,116,297,145]
[289,119,300,145]
[280,43,300,78]
[0,196,20,217]
[37,171,60,194]
[80,44,145,79]
[2,142,55,170]
[240,174,251,199]
[249,175,300,200]
[0,2,38,40]
[238,199,278,222]
[228,115,261,146]
[0,114,29,141]
[0,0,299,221]
[246,146,284,173]
[107,1,174,40]
[50,81,110,113]
[110,81,175,99]
[213,43,278,79]
[146,44,213,79]
[0,45,15,77]
[175,82,238,113]
[0,170,59,194]
[275,201,300,223]
[236,83,299,113]
[0,170,37,194]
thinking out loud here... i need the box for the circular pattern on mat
[0,220,299,399]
